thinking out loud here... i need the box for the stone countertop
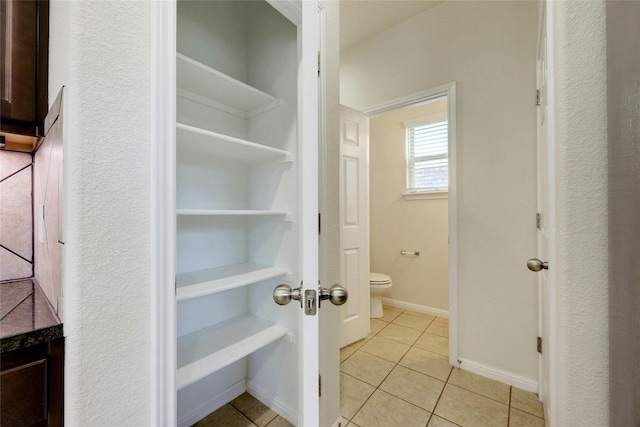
[0,279,63,353]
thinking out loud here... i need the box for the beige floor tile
[380,365,445,411]
[404,309,437,321]
[377,322,422,345]
[230,392,277,427]
[340,373,376,420]
[434,384,508,427]
[345,422,361,427]
[370,318,388,335]
[392,313,434,331]
[414,332,449,356]
[435,317,449,324]
[341,350,396,387]
[340,346,357,363]
[360,336,411,363]
[428,415,460,427]
[399,347,453,381]
[264,415,293,427]
[448,369,510,404]
[352,389,431,427]
[509,408,545,427]
[426,320,449,338]
[193,404,255,427]
[379,305,404,322]
[346,338,369,351]
[511,388,544,418]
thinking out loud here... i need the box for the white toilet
[369,272,393,318]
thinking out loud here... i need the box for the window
[406,118,448,193]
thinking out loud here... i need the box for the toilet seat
[369,272,392,286]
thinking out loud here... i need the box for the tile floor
[194,305,545,427]
[340,305,545,427]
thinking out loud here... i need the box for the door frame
[361,82,458,367]
[150,1,177,425]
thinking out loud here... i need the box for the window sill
[403,191,448,200]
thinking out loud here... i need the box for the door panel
[339,106,370,347]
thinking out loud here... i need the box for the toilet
[369,272,393,318]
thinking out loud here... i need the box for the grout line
[0,162,32,184]
[0,292,34,322]
[0,244,33,264]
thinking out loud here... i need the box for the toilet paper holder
[400,250,420,256]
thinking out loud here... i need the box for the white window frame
[404,112,449,198]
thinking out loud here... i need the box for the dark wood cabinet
[0,338,64,427]
[0,0,49,137]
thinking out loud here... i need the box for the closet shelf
[176,263,289,302]
[177,314,289,390]
[177,123,291,163]
[177,53,281,117]
[176,209,291,218]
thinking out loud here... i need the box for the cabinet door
[0,0,48,136]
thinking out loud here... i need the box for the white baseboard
[457,357,538,393]
[333,417,344,427]
[381,297,448,318]
[247,381,297,426]
[178,379,246,427]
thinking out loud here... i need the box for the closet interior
[175,1,302,425]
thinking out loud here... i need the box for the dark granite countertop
[0,279,63,353]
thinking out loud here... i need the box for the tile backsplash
[0,150,34,281]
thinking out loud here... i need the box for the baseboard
[381,297,448,318]
[334,416,344,427]
[457,357,538,393]
[247,381,297,426]
[177,379,246,427]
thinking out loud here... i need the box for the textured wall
[369,102,449,311]
[606,1,640,425]
[49,1,152,425]
[341,1,539,380]
[551,1,609,424]
[0,151,33,281]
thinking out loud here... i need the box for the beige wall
[370,101,448,311]
[342,1,539,380]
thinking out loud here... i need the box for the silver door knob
[273,284,302,307]
[318,285,348,307]
[527,258,549,272]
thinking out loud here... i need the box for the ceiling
[340,0,445,51]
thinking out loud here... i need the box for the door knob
[318,285,348,307]
[527,258,549,272]
[273,284,302,307]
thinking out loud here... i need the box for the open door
[172,1,328,425]
[531,1,553,421]
[339,106,370,347]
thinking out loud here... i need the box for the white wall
[49,1,152,425]
[370,101,449,311]
[606,2,640,424]
[550,1,609,424]
[341,1,539,380]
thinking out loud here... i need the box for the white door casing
[339,105,370,347]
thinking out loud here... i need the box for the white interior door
[339,105,370,347]
[535,2,552,419]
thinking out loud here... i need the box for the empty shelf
[177,123,291,163]
[177,314,289,390]
[176,263,289,302]
[176,209,290,217]
[177,53,278,116]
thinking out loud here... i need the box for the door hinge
[536,213,541,230]
[537,336,542,353]
[318,213,321,235]
[536,89,541,106]
[319,375,322,397]
[318,51,321,76]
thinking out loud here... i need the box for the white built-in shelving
[176,314,288,390]
[177,53,281,118]
[176,123,291,164]
[176,263,289,302]
[176,209,290,217]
